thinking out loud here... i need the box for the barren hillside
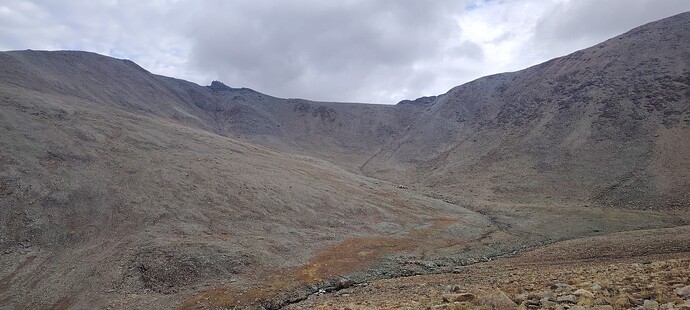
[0,73,502,308]
[362,12,690,209]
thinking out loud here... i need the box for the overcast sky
[1,0,689,103]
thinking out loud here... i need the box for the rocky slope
[2,13,688,209]
[0,49,417,173]
[362,12,690,209]
[0,75,499,308]
[288,225,690,310]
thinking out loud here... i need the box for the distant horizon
[1,1,689,103]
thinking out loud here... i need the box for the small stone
[335,278,354,290]
[574,289,595,299]
[629,295,644,307]
[668,279,686,285]
[613,295,630,309]
[541,298,557,308]
[477,290,518,310]
[676,286,690,299]
[661,302,675,308]
[551,283,570,290]
[643,299,659,310]
[514,293,528,304]
[558,295,578,303]
[591,283,602,291]
[526,298,541,307]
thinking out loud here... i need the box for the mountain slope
[7,9,688,211]
[0,76,496,308]
[0,50,422,174]
[362,11,690,208]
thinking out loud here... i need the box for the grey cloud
[187,0,472,103]
[1,1,689,103]
[533,0,690,55]
[449,41,484,60]
[0,0,197,78]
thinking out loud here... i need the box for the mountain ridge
[2,12,688,208]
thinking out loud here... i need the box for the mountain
[0,11,688,310]
[363,12,690,209]
[0,53,495,308]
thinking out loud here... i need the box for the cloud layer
[1,0,689,103]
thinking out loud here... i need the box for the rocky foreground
[285,225,690,310]
[287,255,690,310]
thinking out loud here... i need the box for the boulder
[574,289,595,299]
[643,299,659,310]
[676,285,690,298]
[476,290,518,310]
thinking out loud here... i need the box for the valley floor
[287,225,690,310]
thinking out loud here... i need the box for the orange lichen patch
[180,284,289,309]
[180,237,415,309]
[181,218,463,309]
[297,237,413,283]
[410,217,456,238]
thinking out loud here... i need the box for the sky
[1,1,689,104]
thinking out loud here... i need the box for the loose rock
[643,299,659,310]
[574,289,595,299]
[557,294,577,303]
[477,290,518,310]
[442,292,475,303]
[676,285,690,299]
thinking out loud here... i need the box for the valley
[0,11,689,310]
